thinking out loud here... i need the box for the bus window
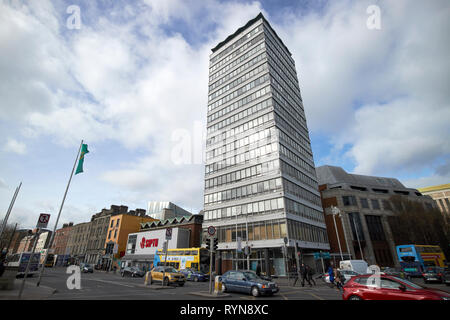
[190,263,199,271]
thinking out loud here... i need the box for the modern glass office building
[147,201,192,220]
[203,13,329,276]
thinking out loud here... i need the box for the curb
[136,284,177,290]
[188,291,231,298]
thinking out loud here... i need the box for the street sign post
[18,229,40,299]
[162,231,170,287]
[206,226,217,294]
[165,227,172,240]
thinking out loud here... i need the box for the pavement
[0,279,57,300]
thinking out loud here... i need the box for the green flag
[75,144,89,175]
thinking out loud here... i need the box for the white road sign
[36,213,50,229]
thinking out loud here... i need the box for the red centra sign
[140,237,159,249]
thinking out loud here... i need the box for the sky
[0,0,449,230]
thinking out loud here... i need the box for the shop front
[121,228,190,270]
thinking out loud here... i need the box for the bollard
[214,276,222,295]
[144,271,151,286]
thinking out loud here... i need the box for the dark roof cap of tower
[211,12,291,56]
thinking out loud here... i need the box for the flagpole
[36,140,83,287]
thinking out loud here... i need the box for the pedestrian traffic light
[213,238,218,251]
[205,238,211,251]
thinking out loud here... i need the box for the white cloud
[1,0,449,215]
[4,138,27,155]
[273,0,450,179]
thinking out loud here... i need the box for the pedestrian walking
[327,265,335,288]
[306,265,316,286]
[300,263,311,287]
[292,264,299,286]
[256,263,261,277]
[334,268,343,290]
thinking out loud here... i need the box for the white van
[339,260,369,275]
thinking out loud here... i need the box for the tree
[388,196,450,259]
[0,220,18,253]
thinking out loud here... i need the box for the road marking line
[280,291,299,295]
[280,293,288,300]
[89,279,135,288]
[307,292,324,300]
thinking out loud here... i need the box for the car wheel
[163,277,169,286]
[221,283,227,293]
[251,286,260,297]
[348,295,362,301]
[194,276,198,282]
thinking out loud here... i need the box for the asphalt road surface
[20,268,450,300]
[22,267,342,300]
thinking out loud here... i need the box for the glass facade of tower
[203,14,329,276]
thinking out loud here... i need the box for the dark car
[179,268,208,282]
[443,268,450,286]
[381,267,408,279]
[422,266,445,284]
[121,266,146,278]
[343,274,450,300]
[80,263,93,273]
[220,270,279,297]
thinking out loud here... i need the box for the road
[22,267,342,300]
[19,268,450,300]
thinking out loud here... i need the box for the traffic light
[213,238,218,251]
[205,238,211,251]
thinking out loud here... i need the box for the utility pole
[0,182,22,243]
[331,206,344,261]
[352,214,364,260]
[162,241,169,287]
[209,238,213,294]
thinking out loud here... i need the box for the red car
[343,274,450,300]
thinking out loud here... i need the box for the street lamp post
[352,214,364,260]
[245,215,249,270]
[330,206,344,261]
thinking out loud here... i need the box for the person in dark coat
[256,263,261,277]
[306,265,316,286]
[292,264,299,286]
[300,263,311,287]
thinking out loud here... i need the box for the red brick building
[51,223,74,255]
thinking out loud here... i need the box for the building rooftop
[418,183,450,193]
[140,214,202,230]
[211,12,291,56]
[316,165,407,189]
